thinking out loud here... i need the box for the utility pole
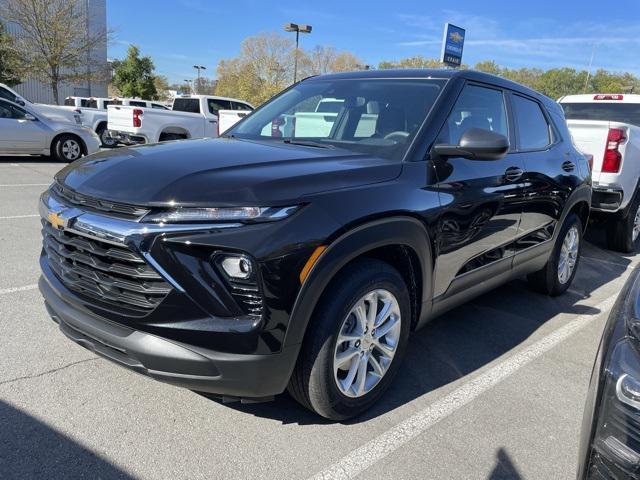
[284,23,312,83]
[193,65,206,94]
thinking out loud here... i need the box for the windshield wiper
[282,138,334,149]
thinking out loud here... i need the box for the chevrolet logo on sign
[449,31,464,43]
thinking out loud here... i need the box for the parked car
[0,98,100,161]
[38,69,590,420]
[107,95,253,145]
[559,94,640,252]
[577,264,640,479]
[0,83,81,126]
[63,97,170,148]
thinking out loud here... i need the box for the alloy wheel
[62,139,81,160]
[333,289,402,398]
[558,225,579,284]
[633,204,640,242]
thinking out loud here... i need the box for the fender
[283,216,433,350]
[555,182,592,239]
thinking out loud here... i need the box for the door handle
[504,166,524,182]
[209,120,217,123]
[562,160,575,172]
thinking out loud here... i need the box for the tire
[288,259,411,420]
[52,134,84,162]
[606,194,640,253]
[527,213,583,296]
[97,124,116,148]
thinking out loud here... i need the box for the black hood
[56,138,402,207]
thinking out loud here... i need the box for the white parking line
[0,214,39,220]
[309,288,620,480]
[0,183,49,187]
[0,284,38,295]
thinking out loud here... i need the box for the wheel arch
[557,184,591,237]
[158,126,190,142]
[283,216,433,351]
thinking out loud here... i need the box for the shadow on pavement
[215,238,631,425]
[487,448,523,479]
[0,400,133,479]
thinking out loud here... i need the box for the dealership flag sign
[440,23,465,67]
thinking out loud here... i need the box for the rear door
[510,93,575,262]
[432,82,527,298]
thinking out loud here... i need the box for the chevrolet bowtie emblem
[47,212,65,230]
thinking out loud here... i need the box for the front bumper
[40,273,298,398]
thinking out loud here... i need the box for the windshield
[561,102,640,127]
[228,78,446,161]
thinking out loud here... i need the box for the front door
[0,100,49,153]
[431,83,527,298]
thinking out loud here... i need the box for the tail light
[602,128,627,173]
[133,108,143,128]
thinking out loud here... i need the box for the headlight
[589,339,640,477]
[141,205,299,224]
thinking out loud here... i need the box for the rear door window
[173,98,200,113]
[128,101,147,107]
[512,95,551,150]
[151,103,169,109]
[64,98,76,106]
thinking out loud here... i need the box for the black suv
[39,70,591,420]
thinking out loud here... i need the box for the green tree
[112,45,158,99]
[0,0,110,104]
[300,45,364,76]
[0,22,21,86]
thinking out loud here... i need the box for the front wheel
[52,134,84,162]
[527,213,583,296]
[288,259,411,420]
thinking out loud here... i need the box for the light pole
[284,23,312,83]
[193,65,206,94]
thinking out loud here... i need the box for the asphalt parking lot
[1,156,637,480]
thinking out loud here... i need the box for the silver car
[0,98,100,162]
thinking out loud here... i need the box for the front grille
[42,220,171,312]
[229,281,263,320]
[52,183,150,219]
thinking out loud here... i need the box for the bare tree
[1,0,110,104]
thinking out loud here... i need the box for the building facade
[1,0,108,105]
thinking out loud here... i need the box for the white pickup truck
[559,93,640,252]
[107,95,253,145]
[0,83,81,125]
[64,97,170,147]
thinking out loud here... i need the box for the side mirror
[24,113,38,121]
[433,128,509,161]
[16,99,26,107]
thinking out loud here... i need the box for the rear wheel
[527,213,582,296]
[288,259,411,420]
[97,124,116,148]
[52,134,84,162]
[606,194,640,253]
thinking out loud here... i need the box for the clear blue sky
[107,0,640,84]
